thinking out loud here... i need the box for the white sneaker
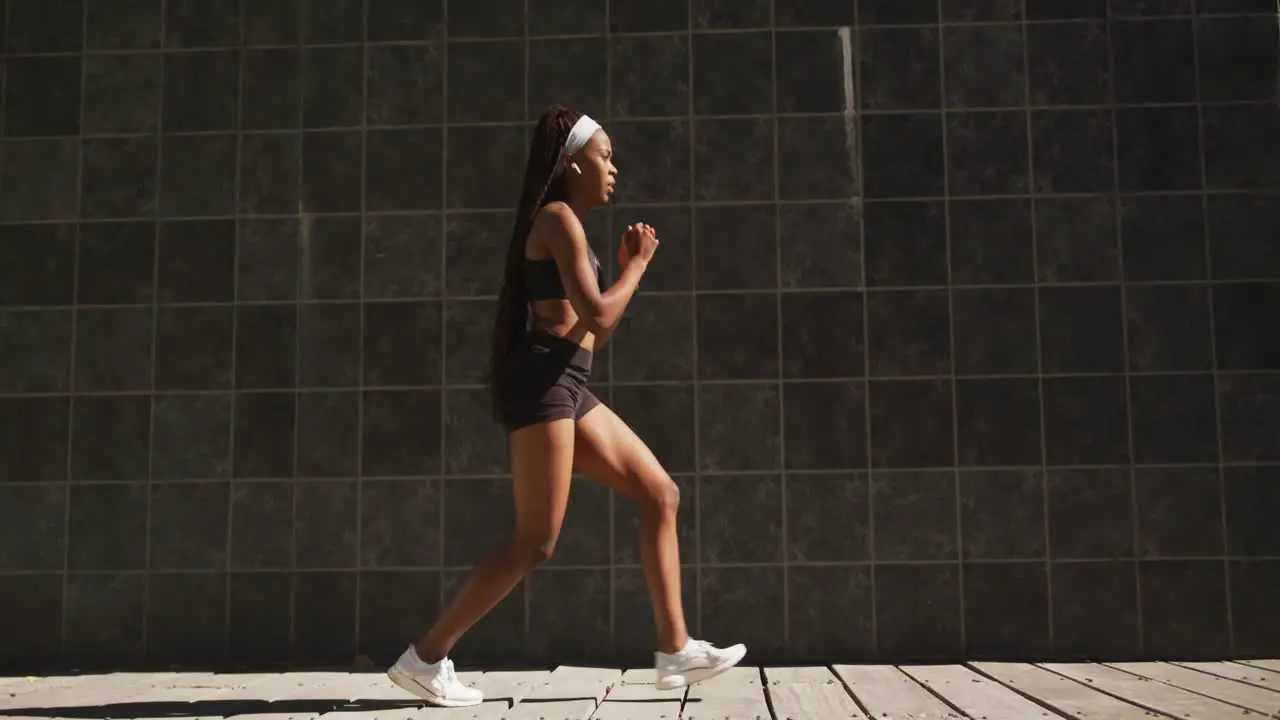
[386,645,484,707]
[654,638,748,690]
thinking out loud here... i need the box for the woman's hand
[619,223,659,270]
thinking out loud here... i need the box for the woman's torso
[523,205,601,350]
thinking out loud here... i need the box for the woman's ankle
[657,632,690,655]
[413,640,448,664]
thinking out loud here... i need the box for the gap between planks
[1040,661,1256,719]
[1106,661,1280,717]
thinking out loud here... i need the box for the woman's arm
[593,324,617,347]
[540,204,648,335]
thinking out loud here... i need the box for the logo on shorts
[531,345,549,353]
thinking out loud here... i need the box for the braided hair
[487,104,584,419]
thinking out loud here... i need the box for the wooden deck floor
[2,659,1278,719]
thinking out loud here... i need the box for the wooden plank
[769,684,867,719]
[0,672,182,709]
[603,684,681,701]
[417,703,512,720]
[765,666,841,684]
[1174,661,1280,690]
[683,666,770,720]
[116,672,285,703]
[324,705,510,720]
[0,676,72,700]
[1109,662,1280,716]
[505,698,597,720]
[589,698,683,720]
[600,668,684,702]
[203,673,287,700]
[764,667,867,720]
[525,666,622,703]
[470,670,550,704]
[1042,662,1245,719]
[901,664,1059,719]
[0,673,225,720]
[254,671,342,700]
[590,667,684,719]
[970,662,1153,720]
[832,665,961,719]
[1237,660,1280,676]
[618,668,655,685]
[278,670,426,702]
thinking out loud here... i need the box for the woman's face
[566,129,617,207]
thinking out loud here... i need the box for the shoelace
[686,639,713,657]
[439,658,457,685]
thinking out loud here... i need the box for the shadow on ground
[1,698,423,718]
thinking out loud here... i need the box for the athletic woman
[386,105,746,707]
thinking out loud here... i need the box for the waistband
[523,327,593,371]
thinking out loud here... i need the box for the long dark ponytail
[487,104,583,419]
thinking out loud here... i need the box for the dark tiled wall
[1,0,1278,671]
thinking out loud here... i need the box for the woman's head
[557,117,616,208]
[487,104,615,416]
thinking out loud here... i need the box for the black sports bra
[524,244,602,301]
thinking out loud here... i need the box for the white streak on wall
[838,25,860,203]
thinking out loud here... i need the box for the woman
[386,105,746,707]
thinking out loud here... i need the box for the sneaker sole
[655,645,748,691]
[386,665,484,708]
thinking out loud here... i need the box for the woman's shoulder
[538,200,575,223]
[532,202,586,243]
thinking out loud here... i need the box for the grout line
[140,0,169,662]
[57,0,91,658]
[4,281,1280,312]
[353,0,370,659]
[0,2,6,143]
[768,0,789,649]
[1190,0,1235,653]
[439,0,454,642]
[4,276,1279,310]
[850,0,878,658]
[1,185,1277,227]
[9,276,1280,311]
[0,12,1263,58]
[508,0,534,646]
[1,369,1273,400]
[1103,0,1144,656]
[5,106,1280,137]
[935,0,966,656]
[0,92,1265,135]
[0,460,1271,486]
[685,0,703,643]
[0,96,1269,136]
[289,0,304,661]
[605,0,616,651]
[223,0,246,660]
[1020,0,1055,653]
[11,554,1280,579]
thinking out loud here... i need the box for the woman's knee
[512,533,558,567]
[637,474,680,518]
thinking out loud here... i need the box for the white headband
[554,114,602,176]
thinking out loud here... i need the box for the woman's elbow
[595,316,622,333]
[576,295,609,333]
[584,313,615,334]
